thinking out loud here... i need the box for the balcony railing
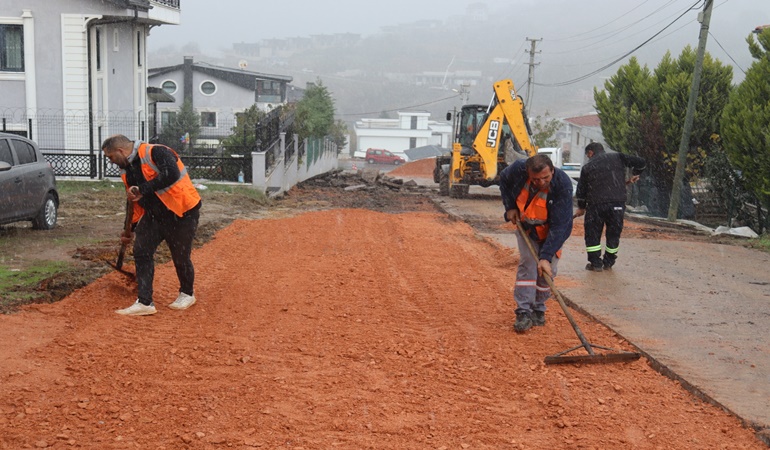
[153,0,180,8]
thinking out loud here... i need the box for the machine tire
[31,192,58,230]
[450,184,469,199]
[438,170,449,196]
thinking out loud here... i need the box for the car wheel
[394,160,401,165]
[367,158,375,164]
[32,192,58,230]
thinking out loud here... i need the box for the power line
[534,0,703,88]
[709,31,746,75]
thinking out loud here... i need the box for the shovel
[515,219,640,365]
[107,199,136,280]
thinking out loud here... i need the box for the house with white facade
[563,113,612,165]
[0,0,180,151]
[148,56,293,143]
[353,111,451,160]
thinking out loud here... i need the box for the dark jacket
[576,151,646,209]
[499,159,574,262]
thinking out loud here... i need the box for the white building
[353,111,451,160]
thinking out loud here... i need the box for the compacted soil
[0,163,766,449]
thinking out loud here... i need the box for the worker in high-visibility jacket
[102,134,202,316]
[499,154,574,333]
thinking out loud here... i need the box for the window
[200,112,216,127]
[11,139,36,164]
[0,24,24,72]
[0,139,13,165]
[161,80,177,94]
[256,80,282,103]
[200,81,216,95]
[410,116,417,130]
[95,28,102,71]
[161,111,177,126]
[409,138,416,148]
[136,31,142,67]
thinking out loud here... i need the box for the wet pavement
[405,175,770,443]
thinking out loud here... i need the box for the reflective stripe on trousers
[514,232,559,313]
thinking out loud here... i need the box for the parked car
[365,148,405,165]
[0,132,59,229]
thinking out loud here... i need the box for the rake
[516,219,640,365]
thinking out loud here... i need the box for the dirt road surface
[0,161,766,448]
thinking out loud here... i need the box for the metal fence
[1,107,299,182]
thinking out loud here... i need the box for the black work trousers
[134,207,200,305]
[584,201,625,267]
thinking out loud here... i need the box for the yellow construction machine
[434,79,538,197]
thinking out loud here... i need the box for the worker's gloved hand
[538,259,553,279]
[120,230,134,245]
[506,209,520,224]
[127,186,143,202]
[573,208,585,219]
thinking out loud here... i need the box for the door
[9,138,46,217]
[0,138,26,222]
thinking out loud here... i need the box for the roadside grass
[751,234,770,252]
[0,261,71,312]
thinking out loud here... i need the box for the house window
[136,30,142,67]
[161,80,177,94]
[0,24,24,72]
[256,80,281,103]
[161,111,177,126]
[410,116,417,130]
[95,28,102,71]
[200,112,216,127]
[200,81,216,95]
[409,137,416,148]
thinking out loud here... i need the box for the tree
[157,100,200,152]
[720,28,770,232]
[530,111,561,148]
[594,49,733,217]
[294,79,336,142]
[221,104,266,156]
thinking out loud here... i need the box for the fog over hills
[149,0,763,125]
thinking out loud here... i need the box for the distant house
[148,56,293,144]
[353,111,451,160]
[563,113,611,165]
[0,0,181,151]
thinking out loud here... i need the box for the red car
[366,148,405,165]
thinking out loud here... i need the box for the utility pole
[667,0,713,221]
[524,38,541,114]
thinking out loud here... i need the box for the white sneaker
[168,292,196,310]
[116,300,157,316]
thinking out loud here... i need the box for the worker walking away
[574,142,646,271]
[499,154,574,333]
[102,134,202,316]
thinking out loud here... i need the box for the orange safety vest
[121,143,201,223]
[516,181,562,258]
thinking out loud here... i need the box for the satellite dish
[238,59,248,70]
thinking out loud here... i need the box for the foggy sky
[148,0,767,117]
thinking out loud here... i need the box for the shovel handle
[115,199,133,270]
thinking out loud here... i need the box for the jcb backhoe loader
[434,79,538,198]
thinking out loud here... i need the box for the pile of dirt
[389,157,436,178]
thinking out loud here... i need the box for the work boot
[513,310,533,333]
[532,310,545,327]
[168,292,196,310]
[116,300,157,316]
[603,260,614,270]
[585,263,603,272]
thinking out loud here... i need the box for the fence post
[251,151,267,193]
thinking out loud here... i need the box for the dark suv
[0,133,59,229]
